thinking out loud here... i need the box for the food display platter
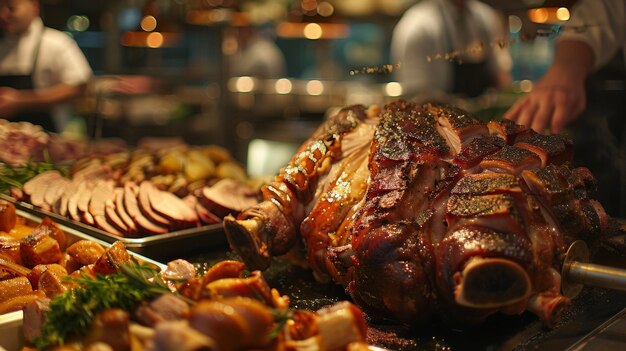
[0,194,226,261]
[0,209,166,351]
[189,249,626,351]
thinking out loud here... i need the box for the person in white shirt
[230,25,287,79]
[0,0,93,132]
[504,0,625,133]
[390,0,512,99]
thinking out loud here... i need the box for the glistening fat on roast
[224,99,621,327]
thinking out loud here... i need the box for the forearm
[14,83,86,111]
[546,40,594,84]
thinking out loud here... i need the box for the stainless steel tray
[1,194,226,261]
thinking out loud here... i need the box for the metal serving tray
[0,210,166,351]
[1,194,226,261]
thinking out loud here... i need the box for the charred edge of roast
[377,101,449,158]
[455,257,531,309]
[487,119,531,144]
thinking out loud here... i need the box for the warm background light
[306,80,324,95]
[528,8,549,23]
[528,7,571,24]
[146,32,163,48]
[234,76,255,93]
[140,15,157,31]
[275,78,293,94]
[556,7,570,21]
[385,82,403,97]
[303,23,323,40]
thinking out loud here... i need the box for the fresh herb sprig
[268,309,294,340]
[32,263,175,350]
[0,153,68,194]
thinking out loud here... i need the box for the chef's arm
[0,83,87,117]
[503,40,594,133]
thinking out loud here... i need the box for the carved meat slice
[67,180,86,222]
[428,102,488,155]
[89,181,118,235]
[138,181,171,228]
[124,182,168,235]
[183,195,220,225]
[200,179,259,218]
[25,171,63,209]
[514,132,573,167]
[480,146,542,175]
[52,179,77,217]
[487,119,532,145]
[114,187,137,236]
[146,181,198,229]
[43,176,71,210]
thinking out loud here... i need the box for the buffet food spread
[0,101,625,350]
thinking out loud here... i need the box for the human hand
[0,87,23,117]
[503,66,587,134]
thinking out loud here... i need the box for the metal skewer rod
[565,261,626,292]
[561,240,626,298]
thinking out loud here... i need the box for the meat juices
[224,100,617,327]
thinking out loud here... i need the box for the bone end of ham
[223,215,270,270]
[454,257,531,309]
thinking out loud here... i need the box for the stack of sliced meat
[17,163,259,237]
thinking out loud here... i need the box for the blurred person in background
[230,24,287,79]
[390,0,512,99]
[0,0,92,133]
[505,0,625,217]
[504,0,625,134]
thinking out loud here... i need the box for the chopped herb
[33,263,177,350]
[268,309,293,340]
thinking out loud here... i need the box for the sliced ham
[184,195,220,225]
[137,181,171,227]
[124,182,168,235]
[52,180,77,217]
[200,179,259,217]
[22,170,61,198]
[114,187,137,235]
[67,180,86,222]
[26,171,63,208]
[44,177,71,210]
[147,182,198,228]
[94,214,123,236]
[77,181,95,214]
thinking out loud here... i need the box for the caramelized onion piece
[0,257,31,277]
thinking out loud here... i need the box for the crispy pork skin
[225,100,619,327]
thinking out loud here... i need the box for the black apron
[440,3,494,98]
[0,26,56,132]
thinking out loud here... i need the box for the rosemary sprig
[32,263,175,350]
[268,309,294,340]
[0,158,68,195]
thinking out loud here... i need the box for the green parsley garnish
[33,263,175,350]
